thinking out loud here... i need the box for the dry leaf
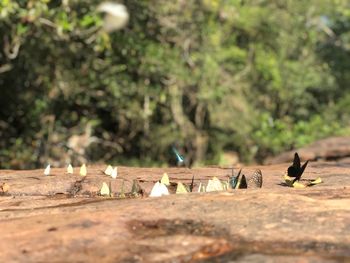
[1,183,10,193]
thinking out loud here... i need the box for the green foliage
[0,0,349,169]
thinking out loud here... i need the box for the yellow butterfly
[284,174,322,188]
[100,182,111,196]
[80,164,87,176]
[161,173,170,186]
[310,177,322,185]
[176,182,188,194]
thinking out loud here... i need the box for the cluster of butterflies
[42,150,322,197]
[149,169,263,197]
[43,163,88,176]
[43,163,118,178]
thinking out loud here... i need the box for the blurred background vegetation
[0,0,350,169]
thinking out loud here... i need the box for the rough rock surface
[265,136,350,164]
[0,161,349,262]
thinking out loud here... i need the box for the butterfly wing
[131,179,143,196]
[287,166,298,177]
[189,175,195,192]
[288,153,301,178]
[247,169,263,188]
[299,160,309,177]
[172,146,185,163]
[229,176,238,189]
[293,152,301,169]
[176,182,189,194]
[100,182,110,196]
[206,177,224,192]
[161,173,170,186]
[229,169,242,189]
[293,160,309,183]
[236,174,248,189]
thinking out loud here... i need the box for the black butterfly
[189,175,195,192]
[229,169,247,189]
[287,153,309,183]
[247,169,263,188]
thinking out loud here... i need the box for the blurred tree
[0,0,349,168]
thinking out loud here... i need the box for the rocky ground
[0,160,349,262]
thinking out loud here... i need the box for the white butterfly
[104,165,113,176]
[206,177,224,192]
[67,164,74,174]
[44,164,51,176]
[111,167,118,179]
[149,182,169,197]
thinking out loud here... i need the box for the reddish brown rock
[265,136,350,164]
[0,162,349,262]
